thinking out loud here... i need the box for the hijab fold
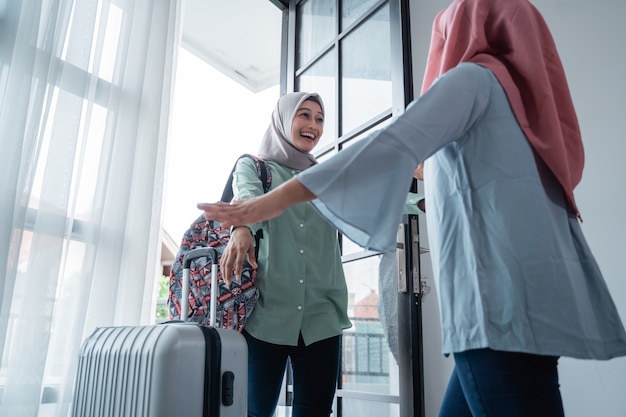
[422,0,584,217]
[257,92,323,170]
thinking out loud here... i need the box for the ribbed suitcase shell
[70,322,247,417]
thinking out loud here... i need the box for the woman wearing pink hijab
[199,1,626,415]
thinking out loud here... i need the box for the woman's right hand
[220,226,257,284]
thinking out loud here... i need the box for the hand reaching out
[197,177,316,229]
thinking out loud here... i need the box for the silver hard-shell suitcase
[70,247,247,417]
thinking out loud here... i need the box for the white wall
[410,1,626,416]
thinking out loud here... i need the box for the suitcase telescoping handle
[181,247,219,326]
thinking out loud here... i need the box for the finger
[234,250,246,281]
[220,253,234,286]
[223,272,232,286]
[197,202,236,227]
[197,201,231,210]
[247,244,257,269]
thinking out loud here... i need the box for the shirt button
[297,306,302,310]
[299,279,304,284]
[299,223,304,228]
[299,249,304,254]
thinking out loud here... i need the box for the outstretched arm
[197,177,316,228]
[199,163,424,228]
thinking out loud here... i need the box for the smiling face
[290,98,324,153]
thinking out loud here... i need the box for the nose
[304,122,317,133]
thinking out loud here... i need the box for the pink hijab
[422,0,584,217]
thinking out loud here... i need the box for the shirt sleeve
[232,157,265,235]
[297,63,493,252]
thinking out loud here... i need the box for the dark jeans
[439,348,564,417]
[243,330,341,417]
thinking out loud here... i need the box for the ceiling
[181,0,284,93]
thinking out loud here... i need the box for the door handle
[396,223,407,293]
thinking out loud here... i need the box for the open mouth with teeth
[299,131,316,141]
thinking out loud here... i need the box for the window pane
[70,102,107,222]
[342,256,399,396]
[29,86,108,223]
[316,149,336,163]
[94,3,123,83]
[297,0,336,69]
[44,240,89,379]
[62,1,122,83]
[296,50,336,147]
[340,4,391,135]
[339,118,392,256]
[339,397,400,417]
[341,0,380,31]
[343,235,364,256]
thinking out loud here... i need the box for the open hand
[197,197,284,229]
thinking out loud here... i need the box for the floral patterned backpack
[167,154,271,331]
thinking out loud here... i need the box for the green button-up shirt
[232,158,352,346]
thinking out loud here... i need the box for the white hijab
[257,92,324,170]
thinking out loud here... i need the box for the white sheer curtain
[0,0,181,416]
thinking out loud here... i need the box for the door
[276,0,425,416]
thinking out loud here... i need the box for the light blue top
[233,158,351,346]
[298,63,626,359]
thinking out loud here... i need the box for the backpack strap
[219,154,272,258]
[220,154,272,203]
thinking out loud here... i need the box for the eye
[317,117,324,124]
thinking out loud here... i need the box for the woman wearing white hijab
[201,1,626,415]
[223,92,351,417]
